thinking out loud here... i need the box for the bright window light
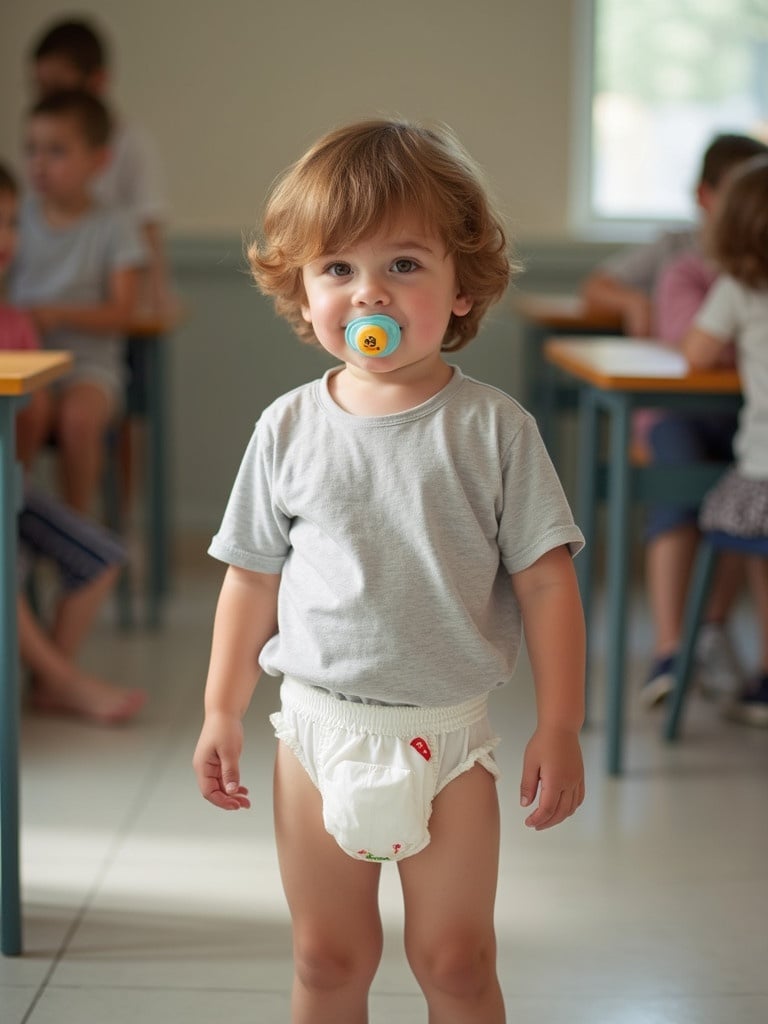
[577,0,768,230]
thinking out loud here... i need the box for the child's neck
[329,358,453,416]
[40,192,94,227]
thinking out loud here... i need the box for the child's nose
[352,273,390,307]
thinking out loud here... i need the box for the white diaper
[270,677,500,862]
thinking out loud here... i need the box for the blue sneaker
[640,653,676,708]
[724,674,768,727]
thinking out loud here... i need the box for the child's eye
[392,258,419,273]
[325,262,352,277]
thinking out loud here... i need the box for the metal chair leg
[665,541,718,741]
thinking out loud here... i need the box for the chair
[664,530,768,740]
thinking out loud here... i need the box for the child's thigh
[57,381,117,436]
[398,763,500,941]
[273,740,382,942]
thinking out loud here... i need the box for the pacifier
[344,315,401,357]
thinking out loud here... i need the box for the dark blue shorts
[18,484,126,593]
[645,412,737,540]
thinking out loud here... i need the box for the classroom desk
[512,293,623,447]
[1,351,72,956]
[544,338,741,776]
[121,310,177,627]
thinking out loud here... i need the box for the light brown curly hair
[248,119,516,351]
[712,154,768,290]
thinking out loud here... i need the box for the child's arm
[581,271,653,337]
[510,545,586,830]
[683,325,728,370]
[28,266,139,335]
[193,565,280,811]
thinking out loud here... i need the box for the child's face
[24,114,106,204]
[301,214,472,374]
[0,189,19,276]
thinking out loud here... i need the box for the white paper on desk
[574,340,689,377]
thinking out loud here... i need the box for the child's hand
[519,726,584,830]
[193,712,251,811]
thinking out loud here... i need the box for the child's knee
[407,929,496,999]
[293,930,381,994]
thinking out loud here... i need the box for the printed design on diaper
[358,842,403,861]
[410,736,432,761]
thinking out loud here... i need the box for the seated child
[10,89,145,513]
[582,133,768,336]
[29,17,170,311]
[638,136,768,706]
[684,154,768,727]
[1,159,145,723]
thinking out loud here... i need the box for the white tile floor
[3,539,768,1023]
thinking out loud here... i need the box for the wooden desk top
[514,292,623,331]
[0,351,73,396]
[544,338,741,394]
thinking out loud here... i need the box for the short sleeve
[695,275,742,343]
[110,208,147,270]
[497,415,584,574]
[208,421,291,573]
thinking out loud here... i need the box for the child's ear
[300,303,313,323]
[452,293,473,317]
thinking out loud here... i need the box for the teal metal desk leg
[144,335,170,627]
[0,399,22,955]
[603,393,632,775]
[575,387,599,724]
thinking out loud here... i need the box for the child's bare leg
[646,525,699,654]
[16,388,54,468]
[52,565,120,658]
[273,740,383,1024]
[399,763,505,1024]
[18,594,146,724]
[56,383,115,513]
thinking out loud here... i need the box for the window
[573,0,768,234]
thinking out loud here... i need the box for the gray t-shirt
[92,117,167,223]
[696,275,768,478]
[209,367,584,706]
[11,196,145,388]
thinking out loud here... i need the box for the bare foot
[29,672,147,725]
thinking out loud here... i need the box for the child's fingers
[519,757,541,809]
[525,785,581,830]
[214,751,250,809]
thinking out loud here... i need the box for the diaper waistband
[280,677,490,737]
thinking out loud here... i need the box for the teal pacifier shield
[344,315,401,357]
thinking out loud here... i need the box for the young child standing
[193,119,586,1023]
[0,160,145,723]
[684,154,768,727]
[11,89,144,513]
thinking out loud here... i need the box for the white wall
[0,0,576,240]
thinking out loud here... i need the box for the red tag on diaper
[410,737,432,761]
